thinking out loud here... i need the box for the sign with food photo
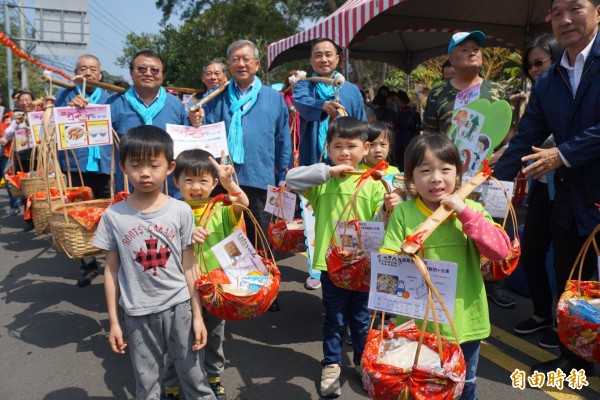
[27,111,51,146]
[53,105,113,151]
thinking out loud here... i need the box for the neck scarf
[313,71,338,160]
[227,77,262,164]
[124,86,167,125]
[81,86,104,172]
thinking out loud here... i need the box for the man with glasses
[108,50,188,195]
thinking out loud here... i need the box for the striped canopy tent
[267,0,551,73]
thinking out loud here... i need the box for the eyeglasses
[527,58,551,70]
[134,65,162,75]
[229,57,256,65]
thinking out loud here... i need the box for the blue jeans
[321,272,370,366]
[460,340,480,400]
[0,155,20,208]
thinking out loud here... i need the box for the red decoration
[0,32,72,81]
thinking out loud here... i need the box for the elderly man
[107,50,188,194]
[422,31,506,135]
[52,55,112,287]
[293,38,366,166]
[192,40,291,240]
[201,60,228,91]
[495,0,600,375]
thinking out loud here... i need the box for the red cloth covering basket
[361,254,465,399]
[557,225,600,363]
[325,232,371,292]
[480,178,521,281]
[267,184,307,253]
[268,218,307,253]
[361,320,466,400]
[196,259,281,321]
[193,195,280,321]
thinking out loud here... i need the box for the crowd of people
[1,0,599,399]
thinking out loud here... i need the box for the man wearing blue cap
[422,31,506,135]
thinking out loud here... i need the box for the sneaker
[4,207,21,217]
[344,324,353,346]
[208,377,227,400]
[77,260,99,287]
[513,317,553,335]
[539,330,560,349]
[487,286,516,308]
[320,364,341,398]
[304,276,322,290]
[268,298,281,312]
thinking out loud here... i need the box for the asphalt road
[0,192,599,399]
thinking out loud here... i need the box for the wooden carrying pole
[40,75,75,90]
[71,76,126,94]
[190,81,230,112]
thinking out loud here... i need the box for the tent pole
[344,47,350,79]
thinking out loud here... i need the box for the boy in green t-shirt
[163,149,248,400]
[286,117,387,398]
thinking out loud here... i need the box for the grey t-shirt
[93,198,194,316]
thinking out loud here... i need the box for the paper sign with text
[369,253,457,324]
[211,229,269,289]
[28,111,52,145]
[53,105,113,150]
[454,83,481,109]
[335,220,385,252]
[465,177,515,219]
[166,122,229,159]
[265,185,296,221]
[300,195,316,268]
[14,128,33,151]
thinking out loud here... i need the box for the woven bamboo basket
[32,194,63,234]
[50,199,112,259]
[8,179,24,198]
[22,175,59,198]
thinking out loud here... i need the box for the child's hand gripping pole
[401,161,493,256]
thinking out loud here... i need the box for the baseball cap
[448,31,486,54]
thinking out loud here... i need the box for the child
[162,149,249,400]
[286,117,387,398]
[379,133,511,400]
[92,126,217,400]
[359,121,400,177]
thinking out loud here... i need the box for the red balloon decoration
[0,32,72,81]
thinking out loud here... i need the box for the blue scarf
[228,78,262,164]
[81,86,104,172]
[124,86,167,125]
[313,71,338,159]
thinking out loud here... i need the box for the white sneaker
[320,364,341,398]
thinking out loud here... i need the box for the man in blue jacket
[494,0,600,375]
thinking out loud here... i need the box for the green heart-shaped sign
[447,98,512,173]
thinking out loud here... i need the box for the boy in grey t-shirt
[93,126,216,400]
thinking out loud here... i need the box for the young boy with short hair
[161,149,249,400]
[286,117,387,398]
[93,126,216,400]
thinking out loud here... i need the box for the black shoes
[77,259,99,287]
[514,317,554,334]
[531,356,594,376]
[268,298,281,312]
[209,377,227,400]
[538,330,560,349]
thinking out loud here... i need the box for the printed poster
[369,253,457,324]
[28,111,52,146]
[467,178,515,219]
[14,128,33,152]
[53,105,112,150]
[211,229,269,289]
[166,122,229,159]
[334,220,385,253]
[265,185,296,221]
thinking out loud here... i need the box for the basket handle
[486,177,519,238]
[566,223,600,294]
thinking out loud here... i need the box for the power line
[90,37,120,58]
[91,0,133,35]
[89,2,132,38]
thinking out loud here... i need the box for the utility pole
[19,0,27,90]
[4,1,14,109]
